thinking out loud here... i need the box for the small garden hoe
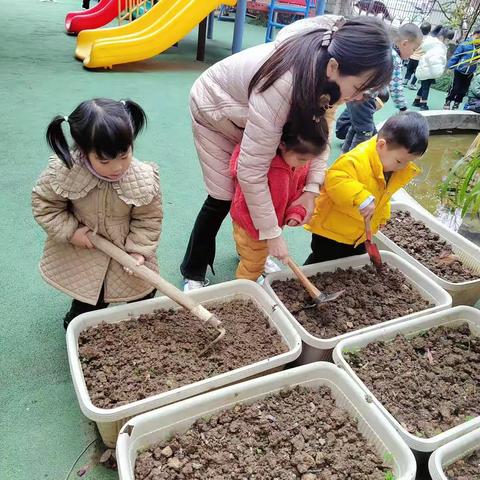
[364,218,383,272]
[287,257,344,307]
[86,232,226,348]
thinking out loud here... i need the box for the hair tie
[63,116,69,123]
[321,24,340,48]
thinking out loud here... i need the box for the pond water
[404,132,480,246]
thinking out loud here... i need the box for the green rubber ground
[0,1,452,478]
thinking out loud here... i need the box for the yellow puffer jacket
[306,136,420,246]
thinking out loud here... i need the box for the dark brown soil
[271,265,432,338]
[446,449,480,479]
[134,386,393,480]
[79,300,288,408]
[345,323,480,438]
[383,211,478,282]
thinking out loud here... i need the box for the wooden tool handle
[287,257,321,301]
[87,233,221,328]
[364,217,372,242]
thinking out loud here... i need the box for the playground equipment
[66,0,155,34]
[66,0,127,34]
[265,0,316,42]
[76,0,236,69]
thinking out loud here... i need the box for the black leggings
[446,70,474,104]
[181,195,231,281]
[404,58,419,83]
[304,233,366,265]
[416,79,435,102]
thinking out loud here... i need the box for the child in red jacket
[230,119,328,281]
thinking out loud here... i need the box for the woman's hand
[123,253,145,276]
[290,191,317,225]
[267,235,289,264]
[70,226,94,249]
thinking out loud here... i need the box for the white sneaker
[264,256,281,274]
[183,278,210,292]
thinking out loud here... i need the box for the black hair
[473,29,480,35]
[249,16,393,125]
[377,87,390,104]
[378,112,429,155]
[431,25,443,37]
[280,116,329,156]
[420,22,432,35]
[396,23,423,43]
[46,98,147,168]
[438,27,455,41]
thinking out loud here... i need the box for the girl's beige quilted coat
[32,156,162,305]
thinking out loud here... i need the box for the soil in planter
[271,265,432,338]
[79,299,288,408]
[345,322,480,438]
[383,211,479,282]
[135,386,393,480]
[446,448,480,479]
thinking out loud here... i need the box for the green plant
[383,451,394,464]
[384,471,395,480]
[432,70,453,93]
[439,139,480,218]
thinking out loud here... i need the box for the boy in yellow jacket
[305,111,429,264]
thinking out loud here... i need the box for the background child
[335,23,422,155]
[32,98,162,329]
[465,72,480,112]
[414,27,455,110]
[444,29,480,110]
[231,118,328,281]
[404,22,432,90]
[305,112,429,265]
[336,88,390,153]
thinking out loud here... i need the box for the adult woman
[181,16,393,291]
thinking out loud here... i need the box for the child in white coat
[413,27,455,110]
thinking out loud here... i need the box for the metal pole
[316,0,326,15]
[232,0,247,53]
[207,11,214,40]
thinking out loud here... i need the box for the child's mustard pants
[233,223,269,281]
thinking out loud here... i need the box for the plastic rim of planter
[116,362,417,480]
[263,251,452,359]
[375,201,480,306]
[333,306,480,453]
[66,280,302,447]
[429,427,480,480]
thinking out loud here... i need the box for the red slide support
[65,0,128,34]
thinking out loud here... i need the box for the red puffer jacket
[230,145,307,240]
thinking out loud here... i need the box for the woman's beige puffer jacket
[32,155,162,305]
[190,15,340,240]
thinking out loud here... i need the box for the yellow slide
[76,0,237,69]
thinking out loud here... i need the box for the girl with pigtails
[32,98,162,329]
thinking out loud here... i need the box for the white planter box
[376,201,480,306]
[263,251,452,363]
[429,428,480,480]
[66,280,302,447]
[116,363,417,480]
[333,306,480,454]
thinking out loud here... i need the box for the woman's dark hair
[431,25,443,37]
[378,111,429,155]
[46,98,147,168]
[249,16,393,124]
[281,116,329,156]
[438,27,455,41]
[420,22,432,35]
